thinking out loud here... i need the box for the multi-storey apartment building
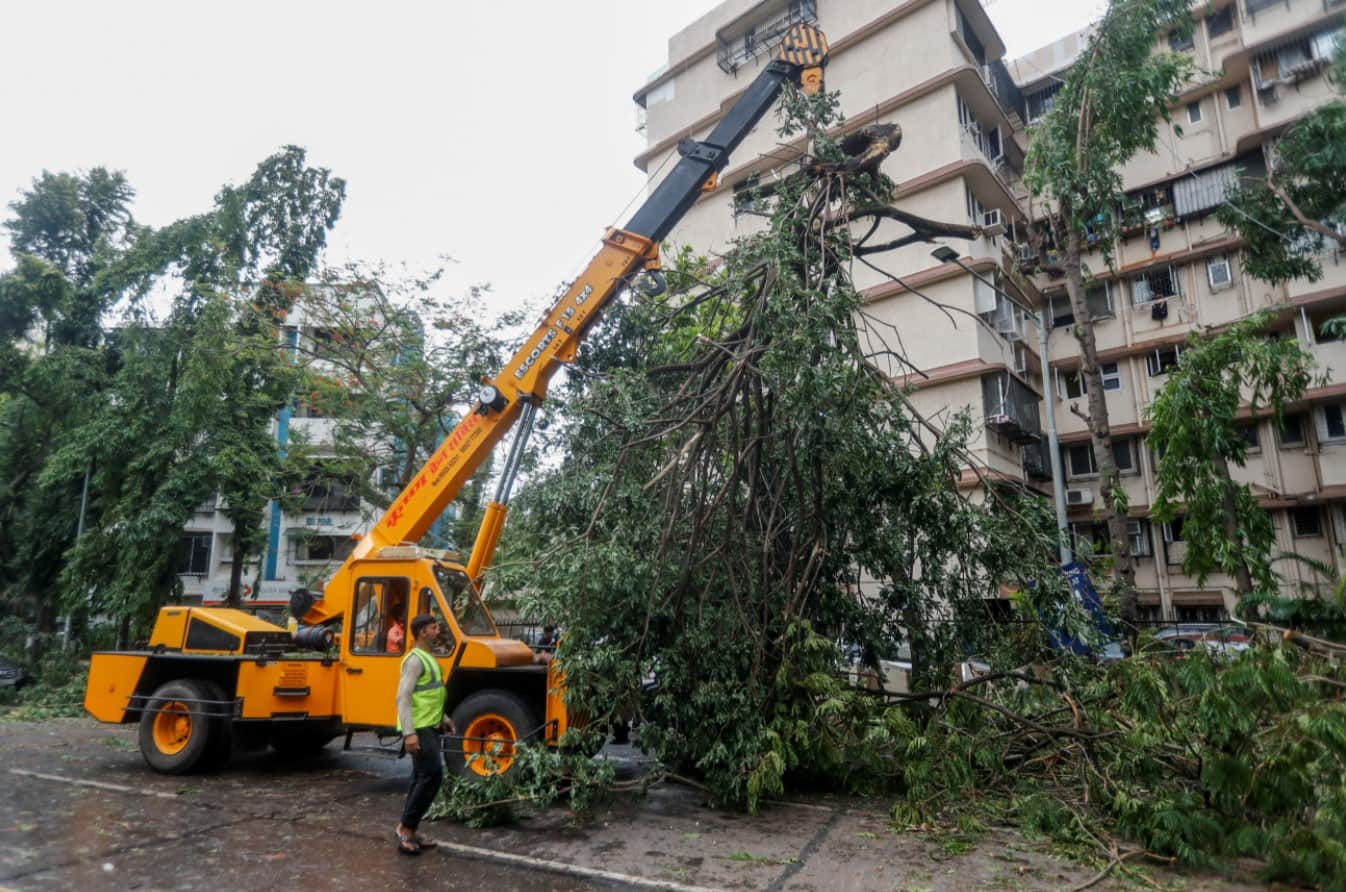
[633,0,1346,621]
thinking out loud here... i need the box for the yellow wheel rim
[463,712,517,776]
[152,701,192,755]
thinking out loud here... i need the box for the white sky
[0,0,1104,314]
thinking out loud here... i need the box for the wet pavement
[0,718,1261,891]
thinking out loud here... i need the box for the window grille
[716,0,818,74]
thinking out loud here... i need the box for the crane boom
[315,23,829,616]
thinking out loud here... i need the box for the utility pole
[62,461,91,650]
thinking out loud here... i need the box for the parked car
[0,657,33,692]
[1153,623,1251,659]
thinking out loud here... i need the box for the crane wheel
[138,679,226,774]
[448,690,539,779]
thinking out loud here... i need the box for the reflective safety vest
[398,646,446,733]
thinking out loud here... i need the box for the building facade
[634,0,1346,621]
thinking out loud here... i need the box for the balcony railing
[983,372,1042,443]
[716,0,818,74]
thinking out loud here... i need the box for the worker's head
[410,614,439,643]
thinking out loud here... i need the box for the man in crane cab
[394,614,455,855]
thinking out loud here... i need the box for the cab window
[351,577,411,655]
[416,586,456,657]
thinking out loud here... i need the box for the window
[176,533,211,576]
[351,577,412,655]
[1187,100,1203,124]
[1162,516,1185,542]
[1132,266,1181,304]
[1050,294,1074,328]
[1086,283,1115,319]
[1101,362,1122,392]
[1066,443,1097,478]
[1225,85,1242,109]
[1207,6,1235,39]
[1169,28,1194,52]
[1025,80,1064,123]
[1313,313,1344,344]
[1146,344,1183,377]
[1112,437,1137,474]
[1236,422,1262,454]
[1070,522,1109,554]
[1127,519,1152,557]
[1060,368,1087,399]
[732,173,764,218]
[1319,403,1346,441]
[1206,254,1233,289]
[1291,507,1323,538]
[1279,412,1308,447]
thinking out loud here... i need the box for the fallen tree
[456,87,1346,889]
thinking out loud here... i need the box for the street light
[931,245,960,264]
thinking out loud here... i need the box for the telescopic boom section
[316,24,828,613]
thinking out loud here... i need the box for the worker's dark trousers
[401,728,443,831]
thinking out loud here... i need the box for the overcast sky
[0,0,1106,315]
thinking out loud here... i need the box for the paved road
[0,718,1260,891]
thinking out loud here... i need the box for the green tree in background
[1147,312,1318,607]
[1218,42,1346,284]
[0,147,345,644]
[1024,0,1195,629]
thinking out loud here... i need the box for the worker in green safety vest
[394,614,455,855]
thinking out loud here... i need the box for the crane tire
[447,689,539,779]
[138,679,224,774]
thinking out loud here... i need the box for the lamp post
[931,245,1071,563]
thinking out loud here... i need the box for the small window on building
[1169,29,1195,52]
[1313,313,1345,344]
[1146,344,1183,377]
[1101,362,1122,392]
[1050,294,1074,328]
[1206,254,1233,289]
[1279,412,1308,447]
[1060,368,1087,399]
[1133,266,1181,304]
[1162,516,1185,542]
[1207,6,1235,40]
[1319,403,1346,442]
[1127,519,1152,556]
[1112,437,1137,474]
[1086,283,1115,319]
[1225,84,1242,109]
[1236,422,1262,454]
[1291,506,1323,538]
[176,533,212,576]
[1187,101,1203,124]
[1066,443,1097,478]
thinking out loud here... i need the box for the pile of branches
[888,640,1346,889]
[475,88,1346,889]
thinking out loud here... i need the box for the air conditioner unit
[1066,488,1094,506]
[982,208,1006,238]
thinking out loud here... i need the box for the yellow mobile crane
[84,24,829,776]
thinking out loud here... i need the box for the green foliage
[1217,97,1346,284]
[495,85,1068,812]
[426,741,616,828]
[1,147,346,639]
[882,644,1346,889]
[1024,0,1195,256]
[1147,312,1318,600]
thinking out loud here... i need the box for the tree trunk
[227,536,245,609]
[1061,212,1139,630]
[1212,454,1255,598]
